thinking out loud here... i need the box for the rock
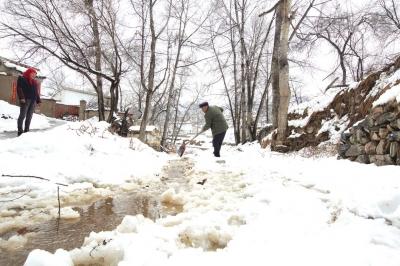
[379,128,389,139]
[340,132,351,144]
[349,135,357,144]
[375,112,396,126]
[388,131,400,142]
[390,119,400,129]
[257,125,274,142]
[383,100,397,112]
[390,142,398,158]
[355,129,367,141]
[338,143,351,157]
[345,145,365,157]
[371,106,384,119]
[272,145,290,153]
[376,140,389,155]
[355,155,370,164]
[371,132,381,141]
[387,124,395,132]
[370,155,393,166]
[364,116,375,128]
[365,142,377,155]
[360,137,369,145]
[305,126,314,134]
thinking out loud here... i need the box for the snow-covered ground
[1,101,400,266]
[0,116,169,239]
[20,132,400,266]
[0,100,52,132]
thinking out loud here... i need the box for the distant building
[50,86,111,107]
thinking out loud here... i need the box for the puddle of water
[0,158,191,266]
[0,193,182,266]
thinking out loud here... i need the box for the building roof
[0,56,46,79]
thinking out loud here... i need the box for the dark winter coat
[202,106,229,137]
[17,76,41,104]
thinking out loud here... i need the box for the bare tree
[160,0,207,146]
[128,0,171,141]
[1,0,125,122]
[379,0,400,30]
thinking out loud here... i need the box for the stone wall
[260,56,400,153]
[339,100,400,166]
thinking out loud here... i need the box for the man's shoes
[17,131,23,137]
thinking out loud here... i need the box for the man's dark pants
[212,131,226,157]
[17,99,36,134]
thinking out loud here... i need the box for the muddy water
[0,159,191,266]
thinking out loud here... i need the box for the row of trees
[1,0,399,146]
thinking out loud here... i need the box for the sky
[0,0,398,108]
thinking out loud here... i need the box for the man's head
[199,102,209,113]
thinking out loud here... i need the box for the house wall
[40,98,57,118]
[0,75,16,104]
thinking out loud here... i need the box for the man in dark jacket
[17,67,41,136]
[199,102,228,157]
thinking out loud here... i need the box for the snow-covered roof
[129,125,158,132]
[0,56,45,78]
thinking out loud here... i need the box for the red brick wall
[55,103,79,118]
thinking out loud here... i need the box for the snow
[1,98,400,266]
[2,60,43,77]
[21,135,400,266]
[0,100,51,132]
[373,84,400,107]
[290,86,342,115]
[0,116,168,235]
[129,125,158,132]
[318,115,349,143]
[51,89,97,106]
[368,69,400,100]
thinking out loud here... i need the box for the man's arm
[202,113,211,132]
[35,80,41,104]
[16,77,25,103]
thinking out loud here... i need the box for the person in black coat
[16,67,41,136]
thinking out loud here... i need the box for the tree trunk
[271,0,291,145]
[271,1,283,129]
[85,0,105,121]
[229,1,240,144]
[276,0,291,144]
[234,0,247,144]
[139,0,157,141]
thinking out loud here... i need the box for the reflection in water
[0,193,182,266]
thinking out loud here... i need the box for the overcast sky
[0,0,398,106]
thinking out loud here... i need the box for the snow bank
[0,118,168,234]
[0,100,51,132]
[24,249,73,266]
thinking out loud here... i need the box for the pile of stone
[339,100,400,166]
